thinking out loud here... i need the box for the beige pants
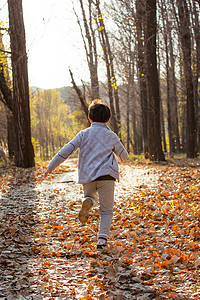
[82,180,115,240]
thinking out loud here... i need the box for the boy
[44,99,128,250]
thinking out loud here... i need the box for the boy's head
[88,99,111,123]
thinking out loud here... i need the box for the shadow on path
[0,165,39,299]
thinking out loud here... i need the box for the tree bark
[6,108,15,158]
[136,0,149,157]
[177,0,198,157]
[191,0,200,152]
[179,54,187,152]
[145,0,165,161]
[168,30,181,153]
[126,84,130,153]
[0,68,15,159]
[0,39,15,158]
[8,0,35,167]
[0,31,16,158]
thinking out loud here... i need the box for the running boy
[44,99,128,250]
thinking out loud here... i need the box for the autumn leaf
[0,159,199,299]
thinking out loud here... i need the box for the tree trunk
[76,0,100,100]
[168,31,181,153]
[179,54,187,153]
[156,9,167,154]
[126,38,135,153]
[145,0,165,161]
[8,0,35,167]
[160,99,167,153]
[95,0,120,135]
[191,0,200,152]
[6,108,15,159]
[160,3,174,155]
[161,0,181,153]
[166,48,175,156]
[126,86,130,153]
[0,31,15,158]
[0,65,15,158]
[136,0,149,157]
[177,0,198,157]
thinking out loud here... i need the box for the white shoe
[97,238,107,250]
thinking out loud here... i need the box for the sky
[0,0,91,89]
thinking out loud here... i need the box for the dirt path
[0,159,199,300]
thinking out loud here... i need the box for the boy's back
[77,122,127,183]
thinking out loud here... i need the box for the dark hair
[88,99,111,123]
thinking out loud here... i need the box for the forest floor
[0,157,200,300]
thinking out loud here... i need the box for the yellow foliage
[98,26,104,31]
[30,88,73,158]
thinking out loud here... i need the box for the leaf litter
[0,158,199,299]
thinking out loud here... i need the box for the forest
[0,1,200,299]
[0,0,199,166]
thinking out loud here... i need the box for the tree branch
[69,68,90,125]
[0,49,11,55]
[0,63,13,111]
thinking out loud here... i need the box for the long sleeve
[113,136,128,163]
[47,132,82,171]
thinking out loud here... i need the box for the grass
[128,153,145,162]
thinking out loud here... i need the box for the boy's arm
[113,136,128,163]
[45,132,82,175]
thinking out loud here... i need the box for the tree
[7,0,35,167]
[106,0,142,153]
[160,0,180,156]
[95,0,121,136]
[145,0,165,160]
[75,0,100,100]
[159,0,181,155]
[30,89,72,158]
[190,0,200,153]
[0,29,15,158]
[177,0,198,158]
[136,0,149,157]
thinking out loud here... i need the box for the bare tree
[145,0,165,161]
[177,0,198,157]
[0,30,15,158]
[94,0,121,136]
[136,0,149,157]
[191,0,200,152]
[74,0,100,100]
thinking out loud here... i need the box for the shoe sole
[79,198,92,223]
[97,245,108,252]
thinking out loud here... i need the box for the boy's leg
[97,180,114,241]
[83,181,98,206]
[79,181,98,223]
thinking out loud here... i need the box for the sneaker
[97,238,107,250]
[78,198,93,223]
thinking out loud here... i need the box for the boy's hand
[44,169,52,178]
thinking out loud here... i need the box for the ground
[0,158,199,300]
